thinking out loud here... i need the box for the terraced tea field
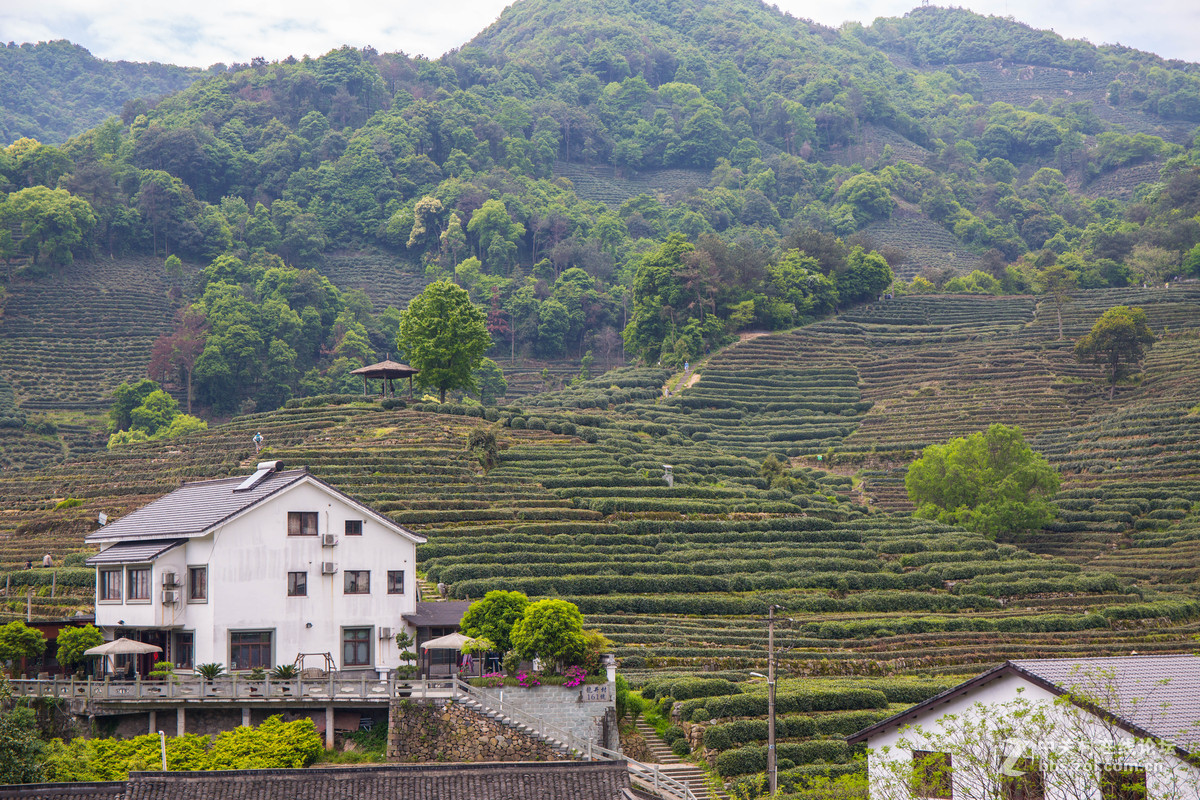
[0,257,181,411]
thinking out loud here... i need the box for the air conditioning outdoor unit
[162,589,180,604]
[321,533,338,547]
[321,561,338,575]
[161,571,179,587]
[378,627,393,639]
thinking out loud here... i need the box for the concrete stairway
[455,695,576,758]
[634,719,726,800]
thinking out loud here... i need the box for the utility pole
[767,604,777,797]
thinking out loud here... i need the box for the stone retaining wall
[387,698,568,762]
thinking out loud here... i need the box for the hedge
[682,688,888,721]
[716,739,850,776]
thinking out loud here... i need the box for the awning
[85,539,184,565]
[421,632,474,651]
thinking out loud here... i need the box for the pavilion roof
[350,359,419,379]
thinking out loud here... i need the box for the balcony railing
[8,675,460,702]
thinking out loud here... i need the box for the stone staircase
[453,686,707,800]
[456,695,576,757]
[416,576,440,601]
[634,719,726,800]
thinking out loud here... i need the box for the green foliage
[0,687,43,784]
[0,185,97,269]
[41,715,322,780]
[195,663,225,680]
[0,621,46,675]
[54,625,103,672]
[398,279,491,403]
[1074,305,1157,399]
[460,590,530,655]
[906,423,1060,536]
[509,598,588,667]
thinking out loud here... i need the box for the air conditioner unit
[161,571,179,587]
[321,533,338,547]
[161,589,180,604]
[378,627,393,639]
[321,561,338,575]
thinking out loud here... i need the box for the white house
[849,655,1200,800]
[85,461,426,677]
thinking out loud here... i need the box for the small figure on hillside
[24,560,32,570]
[253,432,264,453]
[684,361,690,372]
[663,387,670,398]
[42,554,52,568]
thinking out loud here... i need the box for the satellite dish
[98,512,108,526]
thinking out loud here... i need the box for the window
[128,568,150,601]
[344,570,370,594]
[345,520,363,536]
[1002,758,1044,800]
[343,627,371,667]
[229,630,273,670]
[188,566,207,602]
[99,569,122,602]
[287,511,318,536]
[387,570,405,595]
[288,571,307,597]
[1101,768,1147,800]
[913,750,952,799]
[173,632,194,670]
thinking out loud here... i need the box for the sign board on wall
[581,684,613,702]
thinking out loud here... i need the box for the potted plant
[196,662,225,683]
[271,663,298,694]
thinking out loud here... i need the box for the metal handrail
[452,678,699,800]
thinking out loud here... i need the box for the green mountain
[0,41,204,145]
[1,0,1199,424]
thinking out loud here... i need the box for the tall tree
[1074,306,1157,400]
[1034,263,1078,340]
[397,279,491,402]
[905,423,1060,537]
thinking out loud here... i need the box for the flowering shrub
[562,665,587,687]
[517,671,541,687]
[480,672,505,688]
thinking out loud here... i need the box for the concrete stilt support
[148,710,156,735]
[177,707,185,737]
[242,707,251,727]
[325,706,334,749]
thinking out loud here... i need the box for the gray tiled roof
[85,469,309,543]
[849,654,1200,753]
[85,540,183,565]
[1011,654,1200,751]
[121,761,631,800]
[0,782,125,799]
[403,601,471,628]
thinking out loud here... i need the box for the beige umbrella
[419,632,473,651]
[85,637,163,656]
[85,637,162,677]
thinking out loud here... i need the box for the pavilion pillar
[325,705,335,749]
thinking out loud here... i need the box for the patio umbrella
[84,637,163,656]
[85,637,162,677]
[419,632,473,651]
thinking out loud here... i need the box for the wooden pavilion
[350,358,419,398]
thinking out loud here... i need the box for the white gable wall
[866,672,1200,799]
[95,477,419,674]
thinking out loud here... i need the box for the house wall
[94,479,419,674]
[866,672,1200,799]
[469,684,619,751]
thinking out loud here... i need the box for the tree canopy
[509,598,588,668]
[459,590,530,654]
[905,423,1060,537]
[397,279,491,403]
[1074,305,1156,399]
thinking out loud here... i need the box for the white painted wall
[866,672,1200,800]
[93,477,420,673]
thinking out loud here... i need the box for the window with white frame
[99,569,122,602]
[188,565,207,602]
[127,567,151,601]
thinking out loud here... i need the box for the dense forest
[2,0,1200,418]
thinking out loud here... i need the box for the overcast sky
[2,0,1197,69]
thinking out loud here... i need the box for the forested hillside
[0,41,204,145]
[3,0,1200,434]
[3,4,1200,792]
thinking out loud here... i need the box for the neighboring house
[850,654,1200,799]
[85,461,425,676]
